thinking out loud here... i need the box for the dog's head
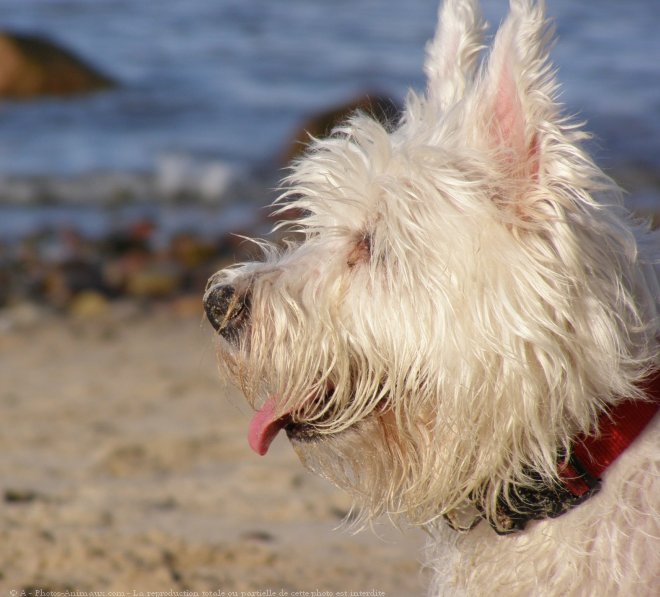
[205,0,655,528]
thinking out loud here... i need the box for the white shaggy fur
[206,1,660,594]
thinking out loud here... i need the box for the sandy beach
[0,302,426,596]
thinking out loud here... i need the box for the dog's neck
[448,370,660,535]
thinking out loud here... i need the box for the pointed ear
[424,0,486,111]
[471,0,556,185]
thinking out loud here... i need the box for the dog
[204,1,659,594]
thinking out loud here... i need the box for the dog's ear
[424,0,486,111]
[471,0,556,188]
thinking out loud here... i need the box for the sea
[0,0,658,242]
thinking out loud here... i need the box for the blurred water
[0,0,657,233]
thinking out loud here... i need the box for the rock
[68,290,110,320]
[280,93,400,164]
[125,263,183,299]
[170,233,216,270]
[4,488,39,504]
[0,31,116,99]
[43,258,105,309]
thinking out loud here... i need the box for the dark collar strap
[485,370,660,534]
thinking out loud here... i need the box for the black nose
[204,284,250,342]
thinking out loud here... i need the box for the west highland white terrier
[204,0,659,594]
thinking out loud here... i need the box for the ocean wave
[0,154,276,206]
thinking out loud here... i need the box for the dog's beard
[222,337,404,522]
[288,415,405,525]
[219,333,471,527]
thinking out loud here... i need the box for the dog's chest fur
[431,413,659,596]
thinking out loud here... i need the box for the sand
[0,302,427,596]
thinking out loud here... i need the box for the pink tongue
[248,397,290,456]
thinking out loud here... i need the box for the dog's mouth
[248,385,337,456]
[247,379,392,456]
[248,401,325,455]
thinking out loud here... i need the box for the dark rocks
[0,222,232,316]
[0,31,116,99]
[4,488,39,504]
[280,93,401,164]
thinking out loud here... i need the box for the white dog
[204,1,659,594]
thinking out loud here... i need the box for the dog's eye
[347,233,372,268]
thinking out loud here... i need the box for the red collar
[481,370,660,534]
[560,370,660,497]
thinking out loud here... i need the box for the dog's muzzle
[204,283,251,343]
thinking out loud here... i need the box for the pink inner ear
[489,62,540,182]
[491,63,526,154]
